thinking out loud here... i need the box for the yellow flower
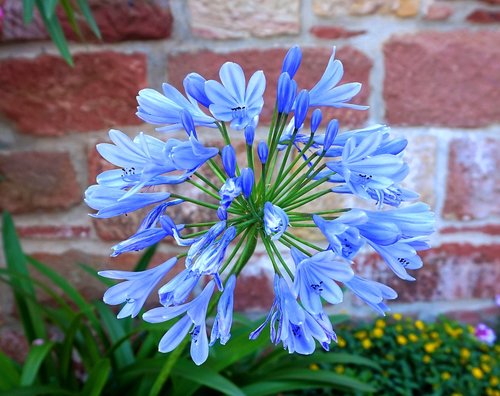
[408,333,418,342]
[335,365,345,374]
[481,354,491,363]
[451,393,463,396]
[471,367,484,380]
[372,328,384,338]
[393,313,402,321]
[482,363,492,373]
[395,325,403,333]
[489,376,498,387]
[355,330,368,340]
[423,355,431,364]
[415,320,425,331]
[338,337,346,348]
[430,331,440,340]
[397,335,408,346]
[362,339,372,349]
[467,325,475,334]
[460,348,470,360]
[375,319,386,328]
[441,372,451,381]
[309,363,320,371]
[424,342,438,354]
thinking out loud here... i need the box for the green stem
[269,240,294,278]
[280,234,311,256]
[187,180,220,200]
[259,230,281,274]
[283,231,323,251]
[194,172,219,192]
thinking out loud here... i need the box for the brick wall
[0,0,499,327]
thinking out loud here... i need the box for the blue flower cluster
[86,46,434,365]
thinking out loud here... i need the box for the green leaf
[20,342,55,386]
[263,369,376,393]
[283,352,382,371]
[27,256,101,333]
[0,351,20,390]
[80,359,111,396]
[76,0,101,39]
[22,0,36,23]
[95,301,135,368]
[60,0,83,39]
[0,386,73,396]
[134,244,159,272]
[242,380,321,396]
[59,313,83,386]
[38,0,59,18]
[2,212,46,342]
[172,360,246,396]
[35,0,73,66]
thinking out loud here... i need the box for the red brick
[167,47,371,127]
[0,327,29,363]
[467,9,500,23]
[446,306,498,325]
[384,31,500,127]
[443,137,500,221]
[17,225,91,239]
[0,151,81,214]
[61,0,173,42]
[424,4,453,21]
[310,26,366,39]
[440,225,500,236]
[0,52,146,136]
[234,272,274,312]
[480,0,500,4]
[358,244,500,303]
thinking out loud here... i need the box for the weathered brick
[0,151,80,214]
[0,0,48,41]
[443,137,500,221]
[61,0,173,42]
[188,0,300,39]
[234,272,274,312]
[424,4,453,21]
[17,225,91,239]
[310,26,366,39]
[358,244,500,303]
[440,225,500,235]
[0,52,146,136]
[466,9,500,23]
[312,0,419,17]
[167,47,371,127]
[384,31,500,127]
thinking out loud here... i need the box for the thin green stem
[259,230,281,274]
[278,235,311,257]
[269,241,293,278]
[194,171,219,192]
[282,189,331,211]
[183,221,218,228]
[219,227,251,273]
[284,231,323,251]
[187,180,220,200]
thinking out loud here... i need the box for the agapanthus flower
[87,45,434,365]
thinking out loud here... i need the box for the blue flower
[210,275,236,346]
[294,90,310,129]
[240,168,254,199]
[158,269,201,307]
[257,141,269,164]
[219,177,242,214]
[222,145,237,178]
[277,72,297,114]
[345,276,397,315]
[326,131,409,203]
[99,257,177,319]
[292,248,354,315]
[322,119,339,153]
[309,47,368,110]
[264,202,289,240]
[184,72,211,108]
[250,276,336,354]
[310,109,322,134]
[282,46,302,78]
[143,281,215,365]
[85,185,170,219]
[137,81,216,132]
[244,124,255,145]
[204,62,266,130]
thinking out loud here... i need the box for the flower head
[88,45,434,365]
[475,323,496,345]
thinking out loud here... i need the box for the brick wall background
[0,0,499,332]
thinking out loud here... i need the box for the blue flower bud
[221,145,237,177]
[180,110,197,138]
[257,141,268,164]
[323,119,339,152]
[240,168,254,199]
[310,109,322,134]
[276,72,297,114]
[184,72,211,108]
[217,207,227,220]
[281,46,302,79]
[294,90,310,130]
[244,124,255,146]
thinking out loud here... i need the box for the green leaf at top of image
[22,0,36,23]
[2,212,46,342]
[76,0,102,39]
